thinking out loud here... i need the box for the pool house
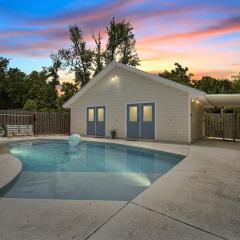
[64,61,210,143]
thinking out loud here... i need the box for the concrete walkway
[88,140,240,240]
[0,137,239,240]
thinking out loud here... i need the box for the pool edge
[0,152,23,195]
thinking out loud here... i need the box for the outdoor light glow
[131,173,151,187]
[196,100,200,104]
[111,75,118,82]
[109,159,151,186]
[10,148,21,155]
[191,99,195,102]
[121,173,151,187]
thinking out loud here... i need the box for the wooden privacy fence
[205,113,240,140]
[0,110,70,135]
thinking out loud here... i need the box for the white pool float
[68,134,81,147]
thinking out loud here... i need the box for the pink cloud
[139,16,240,45]
[30,0,145,26]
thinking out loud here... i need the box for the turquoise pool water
[2,140,184,201]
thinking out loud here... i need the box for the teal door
[96,106,105,136]
[87,106,105,136]
[127,102,155,139]
[141,103,155,139]
[127,104,140,138]
[87,107,96,135]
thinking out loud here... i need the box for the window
[98,108,104,122]
[88,109,94,121]
[129,106,138,122]
[143,105,152,122]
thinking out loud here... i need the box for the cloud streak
[0,0,239,79]
[29,0,145,26]
[139,16,240,45]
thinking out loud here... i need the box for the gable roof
[63,61,206,108]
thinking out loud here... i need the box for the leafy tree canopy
[232,73,240,93]
[58,18,139,88]
[0,58,60,111]
[160,63,240,94]
[23,99,37,111]
[159,62,193,86]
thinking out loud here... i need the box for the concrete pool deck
[0,136,239,240]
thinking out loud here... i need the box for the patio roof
[206,94,240,107]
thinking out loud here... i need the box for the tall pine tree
[59,25,93,87]
[105,18,139,66]
[92,32,104,76]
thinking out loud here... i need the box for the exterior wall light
[191,99,195,102]
[196,100,200,104]
[111,75,118,82]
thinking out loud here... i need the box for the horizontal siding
[191,101,204,142]
[71,66,190,142]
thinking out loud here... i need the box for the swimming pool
[2,140,184,201]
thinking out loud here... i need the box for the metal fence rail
[0,110,70,135]
[205,113,240,140]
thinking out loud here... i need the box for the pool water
[2,140,184,201]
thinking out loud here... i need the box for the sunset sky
[0,0,240,81]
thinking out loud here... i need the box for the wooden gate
[205,113,240,140]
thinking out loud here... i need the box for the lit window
[88,109,94,121]
[143,105,152,122]
[129,106,138,122]
[98,108,104,122]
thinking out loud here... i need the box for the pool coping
[0,153,22,194]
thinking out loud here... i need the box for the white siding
[71,66,190,143]
[191,101,204,142]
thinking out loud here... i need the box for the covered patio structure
[206,94,240,107]
[204,94,240,140]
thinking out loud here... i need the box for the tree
[216,79,233,94]
[118,21,139,66]
[6,68,27,109]
[59,82,78,107]
[193,76,234,94]
[0,57,61,111]
[55,19,139,92]
[0,57,9,77]
[0,57,28,109]
[192,76,218,93]
[92,32,104,76]
[47,53,62,87]
[105,18,139,66]
[59,25,93,87]
[23,99,37,111]
[24,70,59,111]
[232,73,240,93]
[159,62,193,86]
[0,57,10,109]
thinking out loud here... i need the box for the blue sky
[0,0,240,79]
